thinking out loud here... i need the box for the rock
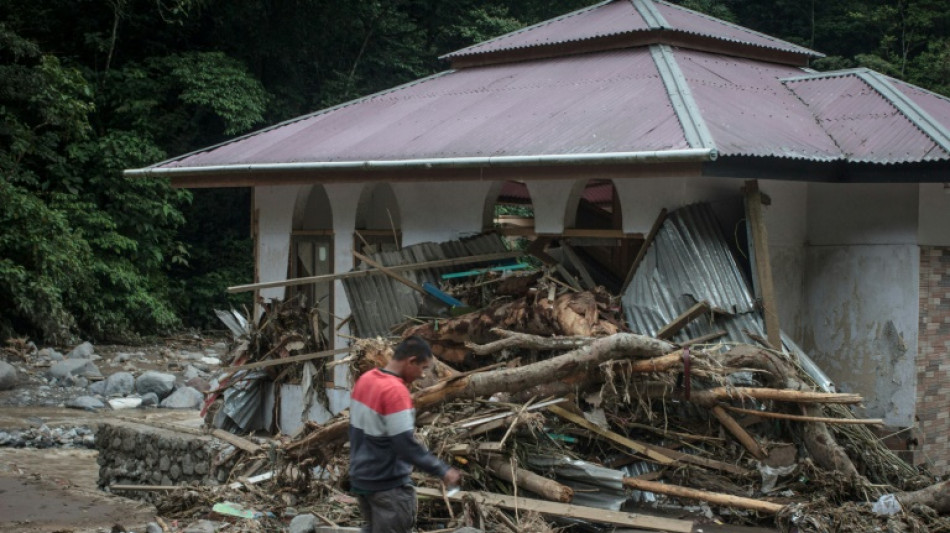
[108,397,142,410]
[88,380,107,396]
[146,523,163,533]
[289,514,319,533]
[182,365,204,380]
[49,359,101,381]
[67,341,95,359]
[160,386,203,409]
[103,372,135,397]
[140,392,160,407]
[0,360,17,390]
[185,376,210,393]
[115,353,132,363]
[135,371,176,399]
[66,395,105,410]
[182,519,220,533]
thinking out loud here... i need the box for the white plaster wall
[803,182,920,426]
[919,183,950,246]
[807,183,918,245]
[326,183,364,388]
[254,185,303,301]
[393,181,495,245]
[613,176,746,234]
[526,180,577,234]
[760,180,808,343]
[802,245,919,426]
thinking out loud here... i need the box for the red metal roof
[786,73,949,164]
[444,0,819,63]
[159,49,688,169]
[132,1,950,180]
[676,49,842,160]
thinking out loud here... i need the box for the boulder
[66,395,105,410]
[160,386,204,409]
[0,361,17,390]
[135,371,176,398]
[103,372,135,397]
[140,392,160,407]
[67,341,95,359]
[289,514,319,533]
[49,359,101,381]
[185,376,210,393]
[88,380,107,396]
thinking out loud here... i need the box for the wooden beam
[353,251,428,295]
[416,487,693,532]
[744,180,782,349]
[560,244,596,289]
[228,251,523,293]
[224,347,350,371]
[656,301,711,340]
[622,478,785,514]
[621,208,667,294]
[547,405,675,464]
[710,405,767,460]
[721,404,884,425]
[680,329,728,346]
[211,429,261,454]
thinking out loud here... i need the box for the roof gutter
[124,148,717,179]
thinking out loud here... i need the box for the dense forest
[2,0,948,343]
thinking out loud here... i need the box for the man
[349,335,462,533]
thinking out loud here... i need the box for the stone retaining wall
[96,422,235,502]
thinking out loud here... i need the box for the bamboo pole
[721,404,883,425]
[710,405,766,459]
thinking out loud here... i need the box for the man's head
[389,335,433,383]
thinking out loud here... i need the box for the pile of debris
[160,201,949,533]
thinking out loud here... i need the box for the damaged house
[126,0,950,477]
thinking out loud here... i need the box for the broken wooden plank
[416,487,693,532]
[656,300,711,340]
[212,429,262,454]
[620,208,667,294]
[622,478,785,514]
[744,180,782,350]
[710,405,767,460]
[680,329,728,346]
[228,251,523,293]
[547,405,675,464]
[721,404,884,425]
[482,456,574,503]
[560,244,596,289]
[224,347,350,371]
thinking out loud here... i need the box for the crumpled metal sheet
[622,202,834,391]
[342,234,510,338]
[214,369,268,432]
[526,455,627,511]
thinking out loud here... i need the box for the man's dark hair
[393,335,432,362]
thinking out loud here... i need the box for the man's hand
[442,467,462,487]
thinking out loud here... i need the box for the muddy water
[0,407,204,532]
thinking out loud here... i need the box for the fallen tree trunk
[896,480,950,514]
[283,333,675,460]
[468,329,595,356]
[484,456,574,503]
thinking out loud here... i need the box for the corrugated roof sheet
[786,71,950,163]
[157,49,688,169]
[444,0,819,61]
[653,1,818,57]
[342,234,511,338]
[132,3,950,176]
[676,49,842,160]
[622,202,833,391]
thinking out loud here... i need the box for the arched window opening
[290,185,334,346]
[354,183,401,257]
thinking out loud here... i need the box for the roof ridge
[140,71,455,169]
[655,0,821,57]
[630,0,670,30]
[854,70,950,156]
[650,44,717,153]
[441,0,614,59]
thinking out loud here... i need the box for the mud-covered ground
[0,339,221,533]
